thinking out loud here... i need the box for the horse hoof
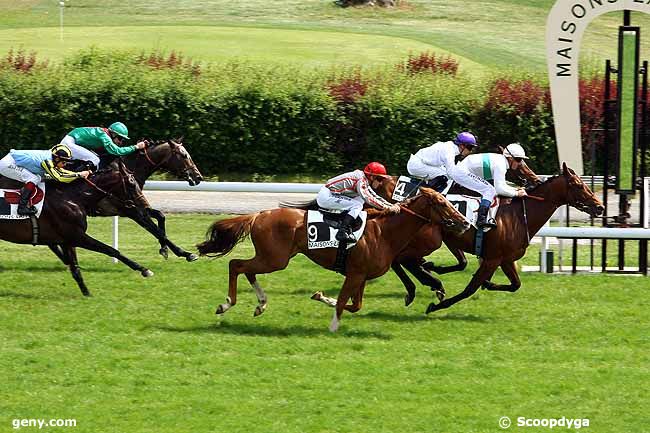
[159,248,169,260]
[425,303,438,314]
[215,305,225,315]
[253,305,266,317]
[435,289,445,302]
[186,253,199,262]
[142,269,154,278]
[404,294,414,307]
[311,291,323,301]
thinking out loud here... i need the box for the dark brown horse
[377,163,603,314]
[0,161,155,296]
[373,158,542,305]
[100,139,203,260]
[57,139,203,262]
[196,188,469,331]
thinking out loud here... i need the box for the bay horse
[0,161,155,296]
[196,188,469,331]
[378,163,603,314]
[373,157,542,305]
[55,139,203,262]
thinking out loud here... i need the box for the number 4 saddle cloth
[306,210,368,250]
[391,175,498,230]
[0,182,46,219]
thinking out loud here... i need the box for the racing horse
[0,160,155,296]
[54,139,203,262]
[373,157,542,305]
[196,188,469,331]
[378,163,604,313]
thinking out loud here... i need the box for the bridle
[141,140,197,180]
[83,162,146,209]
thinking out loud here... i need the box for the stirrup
[17,205,37,216]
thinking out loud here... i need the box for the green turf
[3,0,650,71]
[0,214,648,432]
[617,30,637,192]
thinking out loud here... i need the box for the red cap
[363,162,387,176]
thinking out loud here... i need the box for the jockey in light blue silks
[0,144,92,215]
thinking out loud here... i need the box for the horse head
[90,160,150,210]
[508,160,542,187]
[405,188,469,233]
[142,138,203,186]
[561,162,604,217]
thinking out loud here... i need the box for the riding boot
[476,199,496,230]
[335,213,357,243]
[17,184,37,216]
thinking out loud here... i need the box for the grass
[3,0,650,71]
[0,214,648,432]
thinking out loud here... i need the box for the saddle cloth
[392,175,498,229]
[0,182,46,219]
[307,210,368,250]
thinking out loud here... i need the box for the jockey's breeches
[0,154,41,184]
[316,187,364,218]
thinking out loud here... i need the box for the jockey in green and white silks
[0,144,92,215]
[60,122,146,169]
[457,143,530,199]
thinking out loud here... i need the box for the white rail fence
[109,178,650,272]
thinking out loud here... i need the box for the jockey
[458,142,532,200]
[406,131,497,229]
[317,162,401,243]
[60,122,147,169]
[0,144,92,215]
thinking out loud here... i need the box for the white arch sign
[546,0,650,174]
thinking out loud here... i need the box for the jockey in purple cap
[407,131,496,229]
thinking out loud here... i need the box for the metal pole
[59,1,64,43]
[112,216,119,264]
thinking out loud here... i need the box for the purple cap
[453,132,477,147]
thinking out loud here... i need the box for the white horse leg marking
[311,291,337,307]
[329,309,340,332]
[252,281,267,317]
[216,296,233,315]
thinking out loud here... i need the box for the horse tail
[279,198,318,210]
[197,213,258,257]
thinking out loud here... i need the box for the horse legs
[72,233,153,277]
[401,257,446,302]
[425,259,499,314]
[424,246,468,275]
[330,273,366,332]
[391,260,417,307]
[146,208,198,262]
[482,261,521,292]
[61,245,91,297]
[216,254,291,316]
[48,244,69,265]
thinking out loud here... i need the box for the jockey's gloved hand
[136,140,148,150]
[388,204,401,214]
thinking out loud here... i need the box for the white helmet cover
[503,143,528,159]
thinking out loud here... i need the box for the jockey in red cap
[317,162,400,243]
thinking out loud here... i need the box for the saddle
[318,209,363,232]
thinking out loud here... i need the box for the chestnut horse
[373,157,542,305]
[197,188,469,331]
[0,161,155,296]
[376,163,604,313]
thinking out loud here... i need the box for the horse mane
[526,174,561,193]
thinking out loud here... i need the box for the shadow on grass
[149,321,392,340]
[0,264,124,274]
[359,310,491,323]
[0,290,82,300]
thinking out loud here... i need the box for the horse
[196,188,469,331]
[0,160,156,296]
[372,157,542,306]
[57,139,203,262]
[380,163,603,314]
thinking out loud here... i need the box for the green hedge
[0,51,562,178]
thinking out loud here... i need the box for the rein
[399,204,431,223]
